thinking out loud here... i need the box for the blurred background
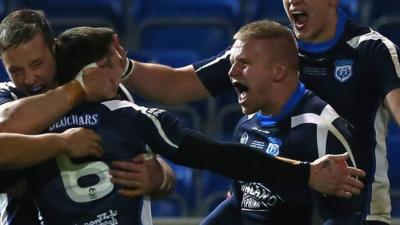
[0,0,398,224]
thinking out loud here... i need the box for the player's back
[30,100,153,225]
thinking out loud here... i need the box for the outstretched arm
[111,35,211,105]
[0,127,103,169]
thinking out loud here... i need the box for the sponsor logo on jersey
[49,114,99,131]
[250,140,265,150]
[146,108,165,117]
[241,182,283,211]
[240,132,249,144]
[79,210,118,225]
[334,59,353,82]
[252,127,270,134]
[265,137,282,156]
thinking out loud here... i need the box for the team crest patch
[265,137,282,156]
[240,132,249,144]
[334,59,353,82]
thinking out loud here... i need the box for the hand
[111,34,128,70]
[110,154,164,198]
[82,46,124,102]
[308,153,365,198]
[61,128,103,158]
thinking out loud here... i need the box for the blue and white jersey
[0,81,41,225]
[30,99,191,225]
[297,10,400,223]
[193,12,400,223]
[230,84,357,225]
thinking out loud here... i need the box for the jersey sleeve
[192,49,233,96]
[0,82,19,105]
[317,117,360,223]
[362,37,400,99]
[134,106,311,186]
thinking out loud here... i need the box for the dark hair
[0,9,54,52]
[55,26,114,84]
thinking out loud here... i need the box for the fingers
[346,167,366,178]
[109,168,141,181]
[110,176,141,188]
[132,154,146,163]
[341,183,361,195]
[333,189,353,198]
[343,175,364,190]
[331,152,349,162]
[90,143,103,157]
[112,160,143,173]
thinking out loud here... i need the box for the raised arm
[0,58,122,134]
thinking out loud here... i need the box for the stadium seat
[339,0,359,19]
[372,16,400,47]
[387,122,400,190]
[153,160,198,216]
[214,102,243,142]
[151,194,187,217]
[136,20,233,59]
[200,171,232,214]
[10,0,125,36]
[133,0,242,27]
[241,0,289,25]
[364,0,400,24]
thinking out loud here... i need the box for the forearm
[0,133,67,169]
[122,61,210,105]
[0,81,85,134]
[172,132,310,186]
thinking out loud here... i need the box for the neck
[260,79,298,116]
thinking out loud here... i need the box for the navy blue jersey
[30,100,191,225]
[193,13,400,224]
[0,82,135,225]
[233,84,357,225]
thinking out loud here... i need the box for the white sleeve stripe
[195,49,230,73]
[101,100,179,149]
[291,105,357,167]
[0,193,9,225]
[347,30,400,78]
[381,38,400,78]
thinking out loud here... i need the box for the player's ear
[273,62,287,82]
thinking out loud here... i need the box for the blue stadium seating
[151,195,187,217]
[200,171,232,214]
[9,0,125,35]
[370,0,400,20]
[339,0,359,19]
[133,0,242,27]
[241,0,289,25]
[136,20,233,59]
[373,16,400,47]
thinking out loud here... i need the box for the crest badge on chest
[334,59,353,82]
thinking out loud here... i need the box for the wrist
[122,59,134,80]
[60,80,87,107]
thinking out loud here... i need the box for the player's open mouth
[29,85,45,95]
[291,10,308,30]
[232,81,249,104]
